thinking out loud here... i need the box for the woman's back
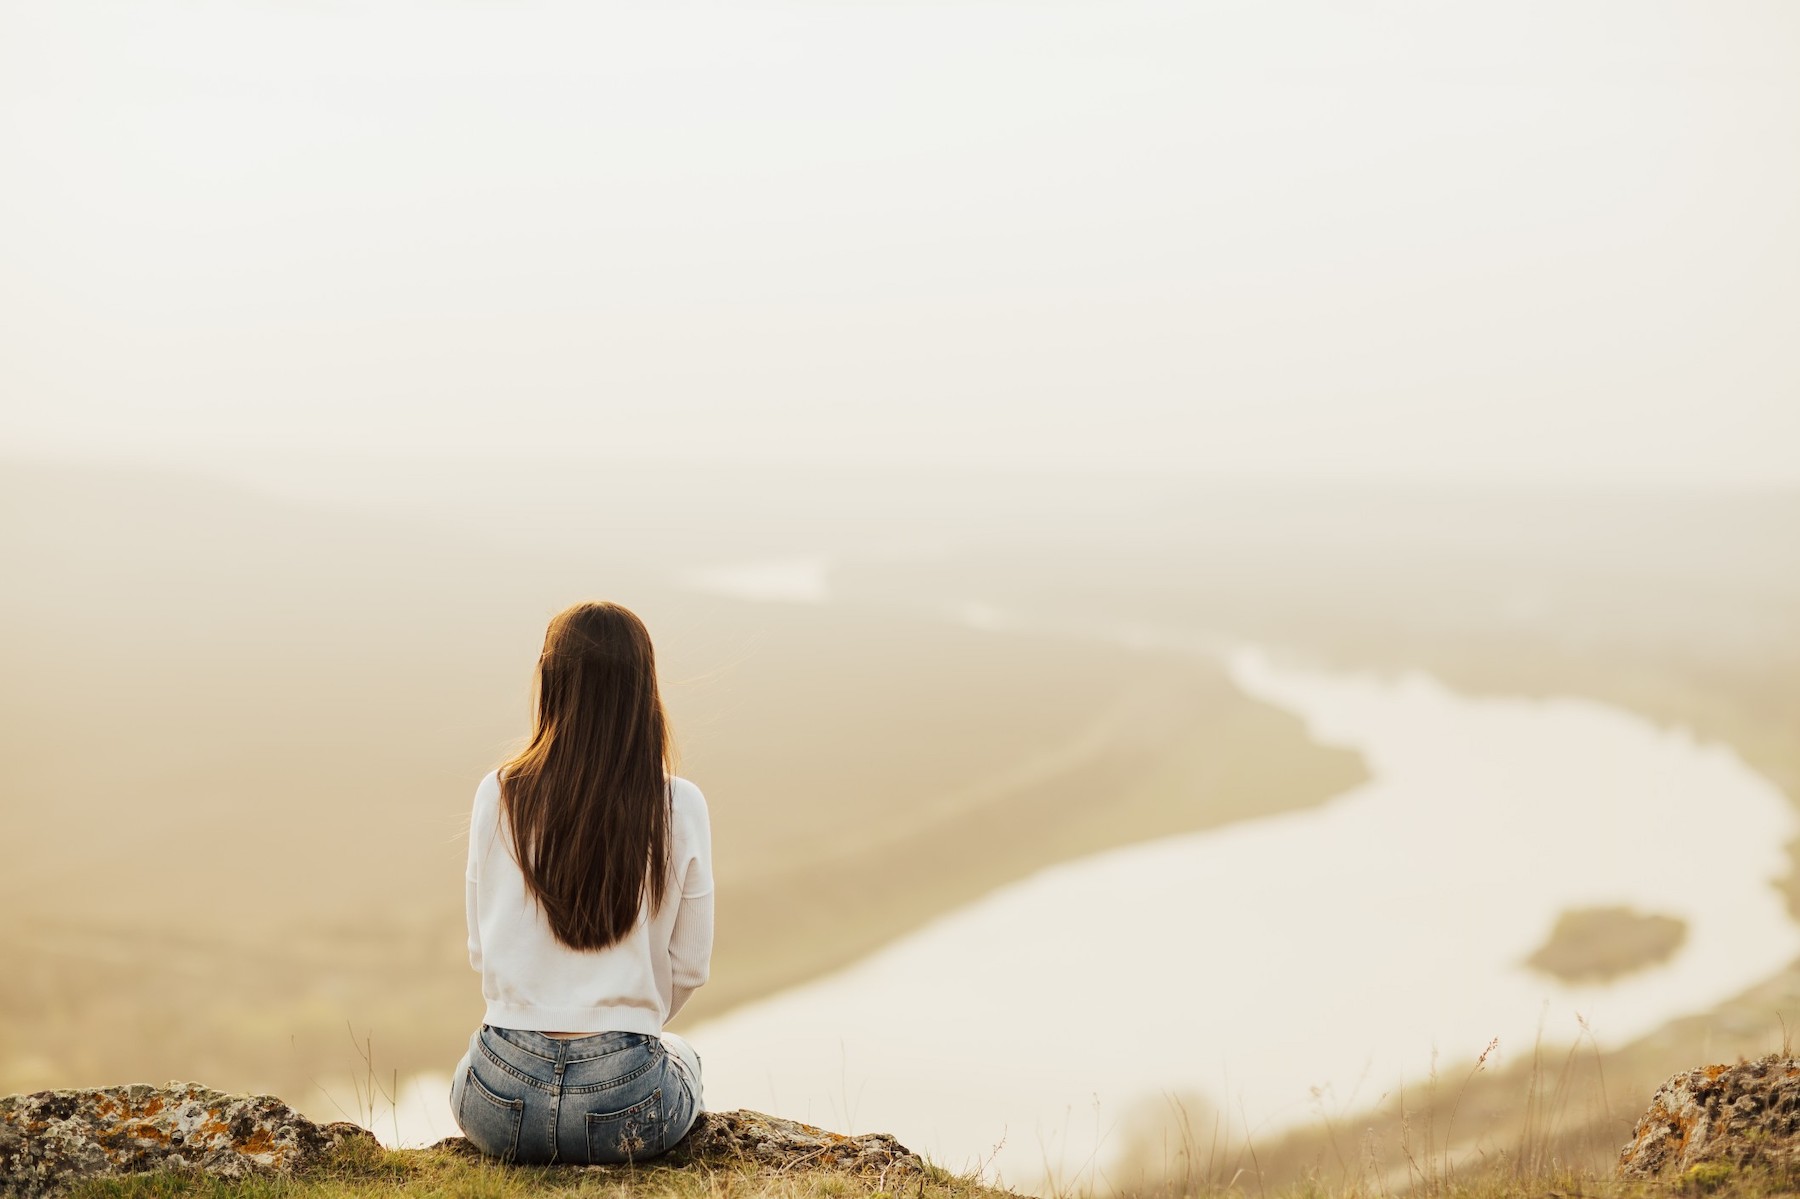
[464,768,715,1034]
[450,600,715,1164]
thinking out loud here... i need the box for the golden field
[3,456,1796,1191]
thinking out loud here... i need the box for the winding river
[679,641,1798,1192]
[345,612,1799,1197]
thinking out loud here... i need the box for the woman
[450,600,714,1164]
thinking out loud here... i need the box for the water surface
[355,639,1799,1198]
[684,645,1800,1192]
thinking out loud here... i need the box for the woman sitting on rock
[452,600,714,1164]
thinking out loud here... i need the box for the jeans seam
[567,1039,650,1064]
[561,1055,658,1094]
[548,1075,563,1164]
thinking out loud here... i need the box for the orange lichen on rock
[5,1082,924,1196]
[239,1128,278,1159]
[1619,1053,1800,1184]
[0,1081,375,1199]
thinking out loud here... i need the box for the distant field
[0,460,1360,1108]
[4,461,1795,1191]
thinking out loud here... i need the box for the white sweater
[464,768,715,1034]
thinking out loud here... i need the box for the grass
[61,1140,1015,1199]
[1090,1017,1800,1199]
[52,1140,1800,1199]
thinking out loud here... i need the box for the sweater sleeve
[667,782,714,1019]
[466,874,483,973]
[465,774,491,974]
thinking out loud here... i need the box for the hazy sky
[3,1,1798,485]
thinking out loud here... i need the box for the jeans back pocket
[584,1087,664,1164]
[458,1060,526,1161]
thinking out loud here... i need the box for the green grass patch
[56,1147,1800,1199]
[63,1142,1009,1199]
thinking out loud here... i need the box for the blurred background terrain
[3,0,1798,1191]
[3,456,1796,1188]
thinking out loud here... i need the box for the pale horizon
[4,0,1799,489]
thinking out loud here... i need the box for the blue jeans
[449,1025,704,1164]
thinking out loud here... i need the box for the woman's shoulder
[473,767,503,811]
[667,773,707,812]
[666,775,712,873]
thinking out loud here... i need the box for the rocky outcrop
[1,1082,925,1196]
[1618,1054,1800,1182]
[0,1081,374,1198]
[431,1108,925,1175]
[669,1109,923,1174]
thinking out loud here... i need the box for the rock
[0,1081,376,1198]
[1,1082,922,1195]
[431,1108,926,1175]
[1618,1053,1800,1182]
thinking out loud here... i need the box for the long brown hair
[498,601,673,952]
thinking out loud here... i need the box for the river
[342,618,1800,1197]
